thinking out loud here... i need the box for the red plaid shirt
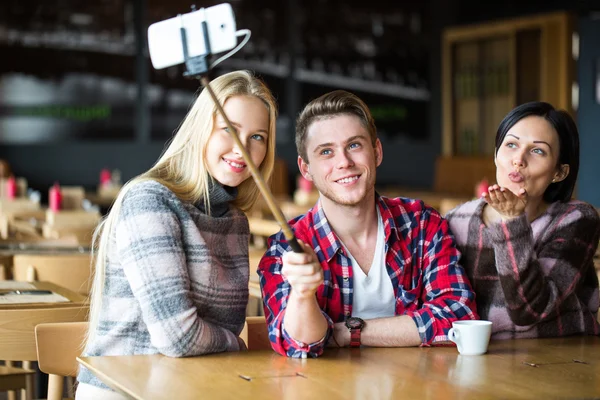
[258,195,478,358]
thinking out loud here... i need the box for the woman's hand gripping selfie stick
[156,6,304,253]
[199,77,304,254]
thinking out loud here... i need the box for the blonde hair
[86,70,277,344]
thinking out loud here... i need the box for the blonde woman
[76,70,277,399]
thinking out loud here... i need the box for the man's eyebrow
[313,142,334,154]
[312,134,371,154]
[345,135,369,143]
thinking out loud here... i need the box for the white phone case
[148,3,237,70]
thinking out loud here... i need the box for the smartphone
[148,3,238,70]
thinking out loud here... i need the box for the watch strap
[349,327,361,348]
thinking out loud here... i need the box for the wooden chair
[438,198,467,216]
[248,217,281,242]
[0,365,33,397]
[42,209,100,247]
[239,316,271,351]
[0,254,13,280]
[12,253,93,296]
[246,219,280,317]
[270,158,289,197]
[35,322,88,400]
[0,306,88,400]
[41,226,95,247]
[60,187,85,211]
[246,247,266,317]
[434,156,496,198]
[0,210,46,240]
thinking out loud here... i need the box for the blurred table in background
[86,185,121,214]
[0,281,86,308]
[0,198,42,240]
[0,209,45,241]
[0,239,89,280]
[42,209,100,246]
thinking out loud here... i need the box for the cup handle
[448,327,459,344]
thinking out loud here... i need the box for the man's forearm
[283,291,328,344]
[361,315,422,347]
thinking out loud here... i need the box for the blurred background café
[0,0,599,300]
[0,0,599,398]
[2,0,600,213]
[0,1,599,277]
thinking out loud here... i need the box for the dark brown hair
[295,90,377,161]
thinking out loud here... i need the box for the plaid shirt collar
[310,193,402,262]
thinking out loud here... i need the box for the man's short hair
[295,90,377,161]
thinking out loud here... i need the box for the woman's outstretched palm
[482,184,528,220]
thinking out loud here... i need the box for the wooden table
[78,336,600,399]
[0,281,86,308]
[85,192,117,210]
[0,242,89,255]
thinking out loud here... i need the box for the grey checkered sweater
[78,180,249,390]
[446,198,600,339]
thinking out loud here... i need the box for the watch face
[345,317,365,330]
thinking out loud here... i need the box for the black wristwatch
[345,317,365,348]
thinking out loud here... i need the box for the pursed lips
[508,170,524,183]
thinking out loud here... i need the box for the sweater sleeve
[115,184,240,357]
[489,202,600,326]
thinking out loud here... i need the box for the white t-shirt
[343,208,396,319]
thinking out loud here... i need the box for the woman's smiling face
[205,95,269,188]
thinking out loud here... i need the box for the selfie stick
[178,12,304,253]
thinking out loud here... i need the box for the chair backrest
[270,158,289,197]
[438,198,467,216]
[60,186,85,210]
[239,316,271,351]
[0,254,13,280]
[12,253,93,296]
[0,306,88,361]
[35,322,88,378]
[248,218,281,239]
[248,247,265,277]
[42,225,95,246]
[434,156,496,197]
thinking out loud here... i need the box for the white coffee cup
[448,320,492,356]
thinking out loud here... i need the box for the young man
[258,90,477,358]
